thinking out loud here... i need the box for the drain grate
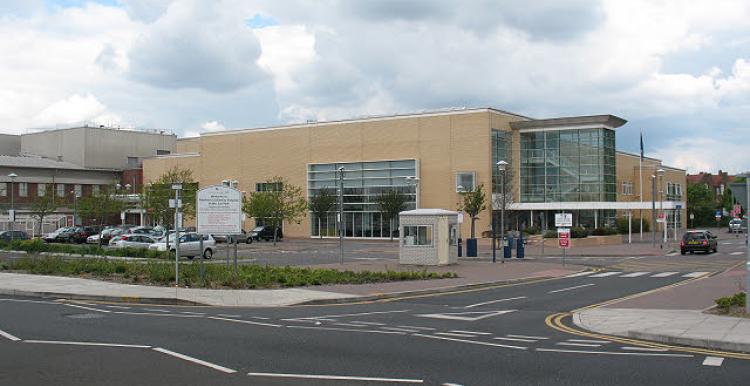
[65,313,105,319]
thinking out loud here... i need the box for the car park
[50,227,82,243]
[214,229,247,244]
[112,234,157,249]
[680,230,718,255]
[148,232,215,259]
[42,227,68,243]
[0,230,30,242]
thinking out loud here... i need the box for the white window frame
[402,225,434,247]
[74,184,82,198]
[56,184,65,197]
[0,182,6,197]
[37,183,46,197]
[19,182,28,197]
[456,171,476,192]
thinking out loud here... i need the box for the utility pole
[171,183,183,287]
[651,174,657,247]
[338,167,344,265]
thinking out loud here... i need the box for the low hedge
[0,239,171,259]
[0,256,458,289]
[715,292,746,311]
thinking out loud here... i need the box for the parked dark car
[0,230,30,242]
[680,230,718,255]
[249,226,283,242]
[71,226,102,244]
[54,227,83,243]
[214,230,247,244]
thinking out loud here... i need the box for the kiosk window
[403,225,433,246]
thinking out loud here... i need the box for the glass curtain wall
[492,130,512,194]
[308,160,417,238]
[521,128,616,203]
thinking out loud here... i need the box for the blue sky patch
[45,0,121,9]
[246,13,279,29]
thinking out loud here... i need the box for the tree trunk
[389,217,394,241]
[37,216,44,238]
[272,219,278,246]
[470,217,476,239]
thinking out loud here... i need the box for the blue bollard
[503,236,513,258]
[516,236,525,258]
[458,238,463,257]
[466,238,478,257]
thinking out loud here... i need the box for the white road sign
[196,185,242,235]
[555,213,572,227]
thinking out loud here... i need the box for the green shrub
[523,226,540,235]
[615,217,650,234]
[591,227,618,236]
[715,292,746,311]
[571,226,589,238]
[543,230,557,238]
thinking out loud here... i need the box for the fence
[0,217,68,237]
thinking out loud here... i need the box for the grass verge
[0,239,170,259]
[0,256,458,289]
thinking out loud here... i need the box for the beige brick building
[143,108,686,239]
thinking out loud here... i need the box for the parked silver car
[148,233,215,259]
[112,234,157,249]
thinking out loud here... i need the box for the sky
[1,0,749,174]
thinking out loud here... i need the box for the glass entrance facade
[520,128,616,203]
[307,159,417,238]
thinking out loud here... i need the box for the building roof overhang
[510,114,627,130]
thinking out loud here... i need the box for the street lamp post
[494,161,508,264]
[338,167,345,265]
[7,173,17,240]
[657,168,665,247]
[70,190,79,226]
[651,174,657,247]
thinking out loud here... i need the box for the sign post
[197,185,243,276]
[171,183,183,287]
[558,227,571,267]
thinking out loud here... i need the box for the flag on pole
[640,129,644,161]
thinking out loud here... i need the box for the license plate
[687,241,701,244]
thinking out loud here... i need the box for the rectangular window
[156,149,171,156]
[402,225,433,246]
[37,183,47,197]
[127,157,139,168]
[456,172,476,192]
[256,182,283,192]
[56,184,65,197]
[74,184,82,197]
[19,182,28,197]
[0,182,6,197]
[92,185,100,195]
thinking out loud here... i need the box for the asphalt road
[2,252,748,386]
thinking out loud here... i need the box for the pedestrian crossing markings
[566,271,709,279]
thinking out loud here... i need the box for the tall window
[456,172,476,192]
[256,182,282,192]
[492,129,512,195]
[74,184,82,197]
[19,182,28,197]
[56,184,65,197]
[0,183,6,197]
[621,181,633,196]
[37,183,47,196]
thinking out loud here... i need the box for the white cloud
[652,137,748,174]
[32,93,120,127]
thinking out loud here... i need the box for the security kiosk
[399,209,459,265]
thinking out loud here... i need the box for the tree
[30,188,58,236]
[687,182,716,227]
[242,177,307,245]
[457,184,487,239]
[143,166,198,228]
[308,188,337,238]
[375,189,409,241]
[78,186,125,245]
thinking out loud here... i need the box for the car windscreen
[683,232,706,241]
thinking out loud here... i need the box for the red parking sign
[558,228,571,249]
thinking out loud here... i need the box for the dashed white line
[247,372,423,383]
[396,325,436,331]
[556,342,601,348]
[381,327,422,333]
[548,283,595,293]
[567,339,610,344]
[349,321,387,326]
[0,328,21,341]
[493,337,536,343]
[287,325,405,335]
[702,356,725,367]
[588,272,622,278]
[289,310,410,321]
[333,323,370,328]
[730,251,743,256]
[434,332,477,338]
[682,272,710,278]
[250,316,270,320]
[180,311,206,316]
[620,346,669,352]
[507,334,549,340]
[153,347,237,374]
[216,314,241,318]
[651,272,679,277]
[62,303,111,313]
[536,348,693,357]
[565,271,595,278]
[464,296,527,309]
[449,330,492,335]
[24,340,150,348]
[142,308,171,313]
[413,333,527,350]
[619,272,651,278]
[207,316,282,328]
[103,305,131,310]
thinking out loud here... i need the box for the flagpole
[639,129,644,240]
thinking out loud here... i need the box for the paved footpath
[0,259,581,306]
[574,263,750,353]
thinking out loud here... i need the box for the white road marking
[464,296,527,309]
[536,348,693,357]
[103,305,131,310]
[651,272,679,277]
[62,303,111,313]
[288,310,410,321]
[396,325,436,331]
[207,316,282,328]
[620,346,669,352]
[153,347,237,374]
[682,272,710,278]
[443,383,464,386]
[730,251,743,256]
[507,334,549,340]
[349,321,387,326]
[247,372,423,383]
[142,308,171,313]
[417,310,516,321]
[413,333,527,350]
[666,252,679,257]
[334,323,369,328]
[619,272,651,278]
[449,330,492,335]
[24,340,150,348]
[216,314,241,318]
[112,311,200,318]
[702,356,725,367]
[588,272,622,278]
[548,283,595,294]
[493,337,536,343]
[565,271,595,278]
[567,339,610,344]
[0,328,21,341]
[287,325,405,335]
[556,342,601,348]
[435,332,477,338]
[250,316,270,320]
[180,311,206,316]
[381,327,422,333]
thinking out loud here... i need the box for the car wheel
[186,255,194,260]
[246,237,253,244]
[203,249,213,259]
[680,250,686,255]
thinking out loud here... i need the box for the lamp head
[7,172,17,179]
[496,160,509,171]
[656,168,665,176]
